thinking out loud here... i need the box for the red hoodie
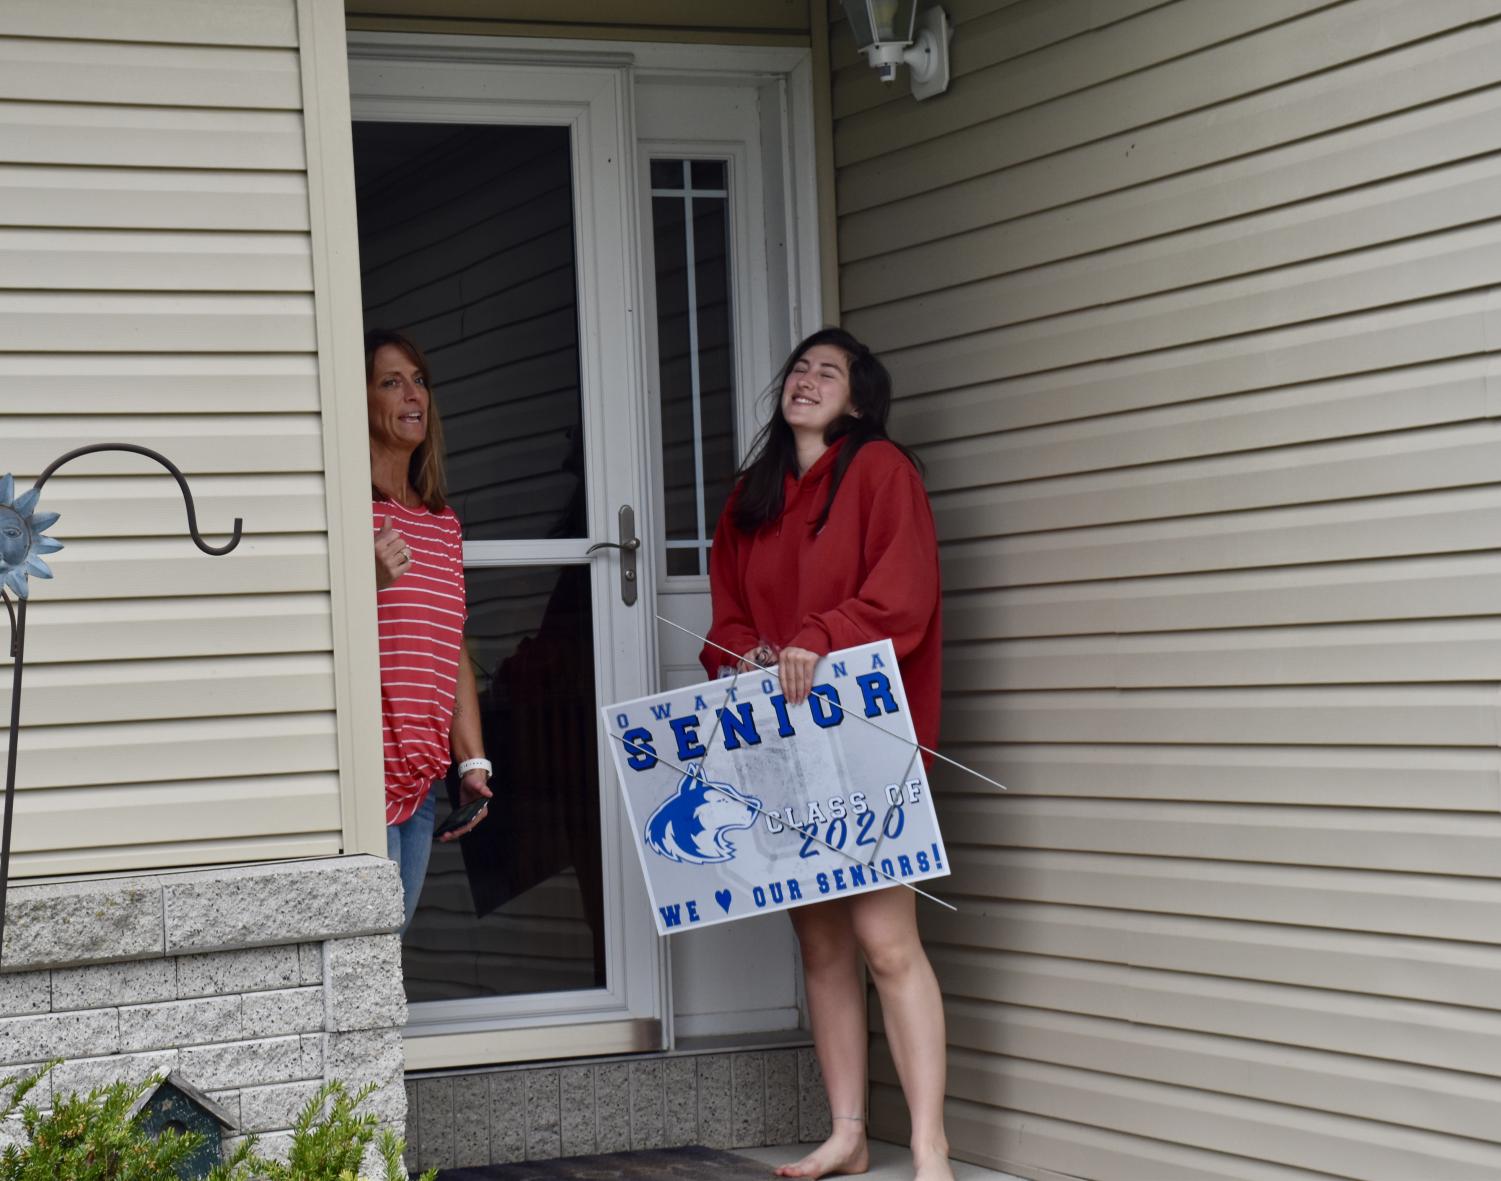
[701,438,943,753]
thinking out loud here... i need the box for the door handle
[586,504,640,606]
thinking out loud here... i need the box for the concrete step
[735,1141,1022,1180]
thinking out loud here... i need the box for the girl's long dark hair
[731,328,922,534]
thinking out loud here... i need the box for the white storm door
[349,40,664,1070]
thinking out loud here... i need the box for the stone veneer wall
[0,855,407,1159]
[404,1046,832,1174]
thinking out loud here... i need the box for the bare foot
[912,1141,955,1181]
[773,1127,869,1178]
[912,1157,956,1181]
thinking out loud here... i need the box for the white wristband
[456,758,492,778]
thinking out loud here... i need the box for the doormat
[432,1145,773,1180]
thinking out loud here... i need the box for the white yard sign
[602,640,951,935]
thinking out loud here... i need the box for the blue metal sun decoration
[0,473,62,600]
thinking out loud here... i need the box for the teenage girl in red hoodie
[702,328,953,1181]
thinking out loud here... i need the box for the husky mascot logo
[644,764,762,865]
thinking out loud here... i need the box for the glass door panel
[406,564,603,1001]
[355,121,588,542]
[349,95,656,1046]
[649,159,738,577]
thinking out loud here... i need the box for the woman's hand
[374,516,411,590]
[776,646,820,706]
[437,769,494,842]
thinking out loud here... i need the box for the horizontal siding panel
[939,797,1501,877]
[0,0,298,46]
[0,167,311,232]
[895,291,1496,438]
[0,354,320,413]
[17,774,341,854]
[0,230,313,292]
[920,1052,1501,1180]
[10,713,337,790]
[888,1097,1322,1181]
[0,102,306,170]
[945,555,1501,638]
[887,222,1501,395]
[0,39,301,109]
[839,12,1501,230]
[358,166,569,288]
[20,594,333,663]
[932,743,1500,811]
[30,475,326,539]
[11,833,344,879]
[2,653,334,726]
[19,536,330,600]
[367,237,574,330]
[0,293,316,352]
[918,999,1501,1144]
[946,620,1501,690]
[911,353,1492,476]
[925,959,1501,1093]
[920,902,1501,1010]
[933,423,1501,535]
[5,415,323,475]
[944,687,1498,748]
[948,1056,1501,1181]
[849,82,1501,304]
[939,489,1501,586]
[835,0,1344,166]
[851,156,1501,353]
[944,849,1501,943]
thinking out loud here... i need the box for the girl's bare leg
[776,898,871,1179]
[850,887,954,1181]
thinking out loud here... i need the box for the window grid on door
[651,158,737,578]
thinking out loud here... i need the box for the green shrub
[0,1065,434,1181]
[0,1063,212,1181]
[217,1079,437,1181]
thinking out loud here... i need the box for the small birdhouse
[129,1072,237,1179]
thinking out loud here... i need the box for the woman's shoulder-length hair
[365,327,449,514]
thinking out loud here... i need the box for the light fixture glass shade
[841,0,919,49]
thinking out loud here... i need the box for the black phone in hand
[432,796,488,839]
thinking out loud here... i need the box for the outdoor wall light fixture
[840,0,951,100]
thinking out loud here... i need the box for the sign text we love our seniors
[602,639,951,935]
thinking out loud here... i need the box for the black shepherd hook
[1,444,242,961]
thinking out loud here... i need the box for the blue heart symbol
[714,889,733,913]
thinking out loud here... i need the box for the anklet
[832,1114,864,1122]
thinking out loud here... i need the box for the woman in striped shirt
[367,328,492,933]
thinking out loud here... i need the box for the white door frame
[347,30,822,1067]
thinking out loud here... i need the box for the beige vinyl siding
[0,0,355,876]
[833,0,1501,1177]
[345,0,810,44]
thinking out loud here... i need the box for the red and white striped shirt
[373,499,468,826]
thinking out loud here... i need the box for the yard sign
[602,639,950,935]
